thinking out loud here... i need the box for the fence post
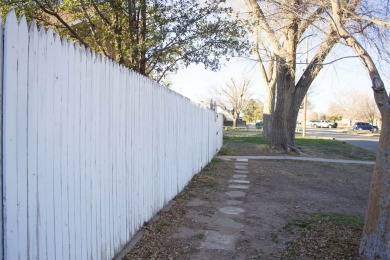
[0,17,4,260]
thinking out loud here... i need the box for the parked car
[255,121,263,129]
[311,120,337,128]
[352,122,379,132]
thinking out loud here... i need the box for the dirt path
[123,157,372,259]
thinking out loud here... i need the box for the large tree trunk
[270,63,297,150]
[360,117,390,258]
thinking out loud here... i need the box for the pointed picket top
[74,42,82,63]
[38,24,45,36]
[85,47,91,59]
[60,36,67,47]
[46,28,54,45]
[67,38,75,50]
[91,50,96,63]
[5,8,16,23]
[53,32,61,44]
[80,44,86,58]
[18,14,28,30]
[29,19,38,34]
[53,33,61,51]
[4,9,17,35]
[96,53,102,63]
[103,55,108,65]
[68,37,75,58]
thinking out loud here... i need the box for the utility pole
[302,38,309,137]
[302,92,307,137]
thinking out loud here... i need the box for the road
[300,127,379,152]
[231,125,379,152]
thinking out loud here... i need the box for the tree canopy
[1,0,248,83]
[243,99,263,123]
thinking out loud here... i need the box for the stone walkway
[198,158,250,254]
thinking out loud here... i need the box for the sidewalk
[217,155,375,165]
[121,155,372,259]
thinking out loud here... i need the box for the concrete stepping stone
[229,179,250,184]
[225,190,246,198]
[200,230,236,251]
[228,184,249,189]
[219,206,245,215]
[235,165,247,170]
[236,158,248,162]
[232,174,247,179]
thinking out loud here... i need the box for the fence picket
[0,16,3,260]
[52,32,63,260]
[27,20,39,260]
[3,11,21,259]
[59,36,70,260]
[67,40,76,260]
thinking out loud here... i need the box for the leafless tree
[214,78,252,127]
[330,90,380,124]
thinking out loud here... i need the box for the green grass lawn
[222,132,377,161]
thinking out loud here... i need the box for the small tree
[215,78,252,128]
[243,99,263,123]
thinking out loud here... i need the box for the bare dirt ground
[123,135,374,259]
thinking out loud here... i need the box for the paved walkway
[217,155,375,165]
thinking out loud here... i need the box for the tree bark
[360,120,390,258]
[270,60,297,150]
[232,115,237,128]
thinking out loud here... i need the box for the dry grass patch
[281,213,364,259]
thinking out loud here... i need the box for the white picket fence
[1,11,223,260]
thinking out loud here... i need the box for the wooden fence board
[16,16,29,260]
[52,32,63,260]
[0,15,3,260]
[27,20,39,260]
[3,11,21,259]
